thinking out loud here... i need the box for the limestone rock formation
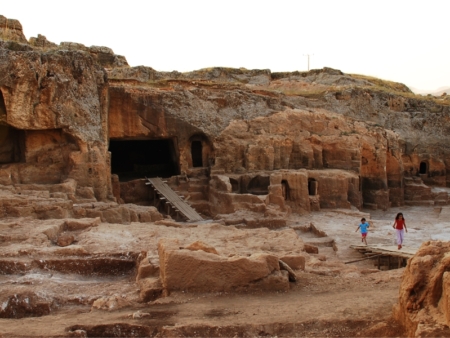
[158,237,290,293]
[0,15,27,43]
[2,14,450,336]
[1,14,450,218]
[393,241,450,336]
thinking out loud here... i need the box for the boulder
[138,278,163,302]
[65,217,101,231]
[393,241,450,336]
[158,238,284,293]
[91,295,131,311]
[185,241,219,255]
[56,234,75,247]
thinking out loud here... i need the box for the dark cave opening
[247,175,270,195]
[109,139,180,181]
[419,161,427,175]
[308,178,318,196]
[191,140,203,167]
[0,90,24,164]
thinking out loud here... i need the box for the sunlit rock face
[1,15,450,214]
[0,15,27,43]
[393,241,450,337]
[0,38,111,200]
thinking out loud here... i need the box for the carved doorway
[191,141,203,167]
[308,178,318,196]
[419,161,427,175]
[109,138,180,181]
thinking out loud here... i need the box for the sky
[2,0,449,92]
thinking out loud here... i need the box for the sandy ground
[1,205,447,337]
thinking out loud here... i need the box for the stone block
[279,255,306,270]
[57,234,75,247]
[42,222,65,241]
[138,278,163,302]
[304,244,319,254]
[158,238,281,292]
[65,217,101,231]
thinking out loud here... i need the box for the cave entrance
[230,178,240,193]
[191,141,203,167]
[419,161,427,175]
[109,138,180,181]
[0,90,24,163]
[281,180,290,200]
[247,175,270,195]
[308,178,318,196]
[0,125,23,163]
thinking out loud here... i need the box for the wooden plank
[146,177,204,222]
[350,244,416,260]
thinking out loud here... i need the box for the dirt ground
[2,205,446,337]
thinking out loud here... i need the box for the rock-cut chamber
[109,139,180,181]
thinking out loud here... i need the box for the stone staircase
[167,168,211,217]
[0,180,163,224]
[404,176,450,206]
[0,217,164,321]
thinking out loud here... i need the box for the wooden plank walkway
[145,177,204,222]
[350,244,416,258]
[349,244,417,270]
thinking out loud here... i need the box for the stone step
[404,200,435,206]
[187,192,207,201]
[186,169,209,179]
[363,203,378,210]
[188,184,207,193]
[188,200,210,216]
[404,194,433,201]
[0,255,137,276]
[177,182,190,191]
[304,237,336,249]
[0,273,140,319]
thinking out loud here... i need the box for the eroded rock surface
[1,14,450,337]
[394,241,450,336]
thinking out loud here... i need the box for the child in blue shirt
[355,218,370,245]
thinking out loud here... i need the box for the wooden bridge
[145,177,204,222]
[349,244,417,270]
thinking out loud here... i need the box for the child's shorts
[361,233,367,237]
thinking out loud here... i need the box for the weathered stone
[304,244,319,254]
[56,234,75,247]
[0,293,52,318]
[393,241,450,336]
[135,253,159,281]
[138,278,163,302]
[65,217,101,231]
[185,241,219,255]
[158,238,282,292]
[42,221,65,241]
[279,255,306,270]
[0,15,27,43]
[91,295,131,311]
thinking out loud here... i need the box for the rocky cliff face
[107,65,450,212]
[393,241,450,336]
[1,15,450,215]
[0,15,27,43]
[0,39,110,200]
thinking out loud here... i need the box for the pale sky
[2,0,450,91]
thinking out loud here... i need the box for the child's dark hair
[395,213,404,220]
[361,218,366,222]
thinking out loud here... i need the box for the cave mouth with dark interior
[419,161,427,175]
[109,139,180,181]
[247,175,270,195]
[0,90,24,164]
